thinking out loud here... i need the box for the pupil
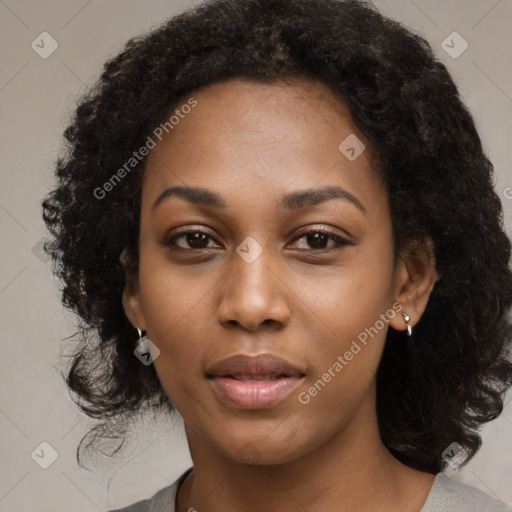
[308,232,327,249]
[188,232,208,248]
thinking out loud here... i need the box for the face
[123,78,422,465]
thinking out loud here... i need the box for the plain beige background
[1,0,511,510]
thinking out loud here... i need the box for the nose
[216,246,291,332]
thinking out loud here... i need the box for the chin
[217,430,316,466]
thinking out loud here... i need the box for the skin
[122,78,439,512]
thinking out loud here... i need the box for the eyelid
[291,224,354,243]
[287,227,353,251]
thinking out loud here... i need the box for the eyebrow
[151,184,366,214]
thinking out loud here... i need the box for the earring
[134,326,158,365]
[402,312,413,336]
[137,326,150,348]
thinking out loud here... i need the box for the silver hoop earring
[402,312,413,336]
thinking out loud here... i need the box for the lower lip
[209,376,303,409]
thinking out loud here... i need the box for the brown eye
[166,230,219,250]
[289,229,350,250]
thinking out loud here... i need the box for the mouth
[206,354,306,409]
[219,373,292,381]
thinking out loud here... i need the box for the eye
[165,230,220,250]
[289,229,351,250]
[163,227,352,251]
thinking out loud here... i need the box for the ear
[389,236,439,334]
[119,248,147,331]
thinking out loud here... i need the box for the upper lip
[206,353,305,378]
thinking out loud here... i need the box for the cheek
[138,240,216,327]
[139,268,211,411]
[299,237,395,389]
[136,251,215,380]
[302,240,393,338]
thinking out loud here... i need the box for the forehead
[142,78,388,219]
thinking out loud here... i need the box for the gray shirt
[108,468,511,511]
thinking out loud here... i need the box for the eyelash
[163,227,351,252]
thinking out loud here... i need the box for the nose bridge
[217,238,290,330]
[234,242,274,296]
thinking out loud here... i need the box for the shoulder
[422,472,511,512]
[106,467,193,512]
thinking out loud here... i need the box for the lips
[206,354,305,409]
[222,374,287,381]
[206,353,304,379]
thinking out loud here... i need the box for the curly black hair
[42,0,512,473]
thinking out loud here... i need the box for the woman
[42,0,512,510]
